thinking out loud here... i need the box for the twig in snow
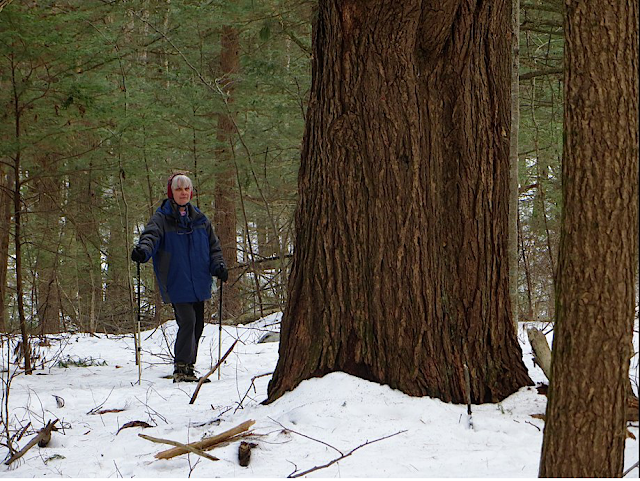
[14,422,31,443]
[87,387,115,415]
[269,417,342,456]
[189,340,238,404]
[287,430,407,478]
[524,420,541,431]
[135,388,168,425]
[187,455,201,477]
[234,372,273,413]
[623,461,639,477]
[113,460,123,478]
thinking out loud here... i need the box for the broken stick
[153,419,255,460]
[5,419,58,465]
[138,434,219,461]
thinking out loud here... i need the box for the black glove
[214,264,228,282]
[131,246,147,263]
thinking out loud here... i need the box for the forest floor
[0,314,638,478]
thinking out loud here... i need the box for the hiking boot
[173,362,198,383]
[188,363,211,383]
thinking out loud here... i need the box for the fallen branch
[288,430,407,478]
[189,340,238,404]
[152,419,255,460]
[138,434,219,462]
[5,419,58,466]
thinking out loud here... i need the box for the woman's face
[172,182,192,206]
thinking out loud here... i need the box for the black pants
[172,301,205,365]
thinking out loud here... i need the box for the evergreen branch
[281,27,311,56]
[125,8,219,96]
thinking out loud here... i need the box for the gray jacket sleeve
[137,212,165,261]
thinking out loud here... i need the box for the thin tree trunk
[215,25,240,318]
[10,56,31,372]
[14,163,30,373]
[0,166,13,332]
[539,0,638,476]
[267,0,532,404]
[529,77,557,319]
[518,214,535,320]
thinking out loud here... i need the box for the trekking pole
[135,261,142,384]
[217,281,223,380]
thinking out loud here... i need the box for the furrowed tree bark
[509,0,520,332]
[538,0,638,477]
[267,0,532,405]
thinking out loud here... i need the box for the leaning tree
[267,0,532,404]
[538,0,638,476]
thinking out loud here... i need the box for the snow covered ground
[0,314,638,478]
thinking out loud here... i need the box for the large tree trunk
[267,0,532,405]
[214,25,241,319]
[538,0,638,477]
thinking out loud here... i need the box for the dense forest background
[1,0,563,336]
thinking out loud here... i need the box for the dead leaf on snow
[116,421,153,435]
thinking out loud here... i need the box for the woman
[131,173,228,382]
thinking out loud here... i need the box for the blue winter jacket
[137,199,225,304]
